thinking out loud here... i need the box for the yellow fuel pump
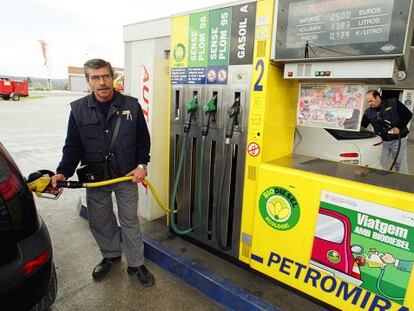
[168,0,414,310]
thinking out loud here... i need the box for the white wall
[124,19,171,221]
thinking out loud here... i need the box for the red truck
[0,78,29,101]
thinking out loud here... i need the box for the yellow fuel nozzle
[26,170,63,200]
[27,175,63,200]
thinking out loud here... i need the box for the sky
[0,0,236,79]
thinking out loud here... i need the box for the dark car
[0,142,57,310]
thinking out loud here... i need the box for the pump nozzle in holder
[184,96,198,133]
[225,96,241,141]
[201,94,217,136]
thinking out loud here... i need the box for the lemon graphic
[266,196,291,222]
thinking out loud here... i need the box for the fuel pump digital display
[272,0,412,61]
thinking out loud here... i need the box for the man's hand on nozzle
[51,174,66,188]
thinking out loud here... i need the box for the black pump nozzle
[225,96,241,140]
[201,95,217,136]
[184,96,198,133]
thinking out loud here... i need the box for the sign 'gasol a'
[230,3,256,65]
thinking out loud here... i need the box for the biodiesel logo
[173,43,186,62]
[259,187,300,231]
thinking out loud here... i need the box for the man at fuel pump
[51,59,154,286]
[361,90,412,173]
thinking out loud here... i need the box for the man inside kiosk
[361,90,412,173]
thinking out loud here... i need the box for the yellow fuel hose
[144,178,169,213]
[28,174,169,213]
[84,176,169,213]
[83,176,133,188]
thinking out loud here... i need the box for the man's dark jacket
[57,91,150,178]
[361,98,412,141]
